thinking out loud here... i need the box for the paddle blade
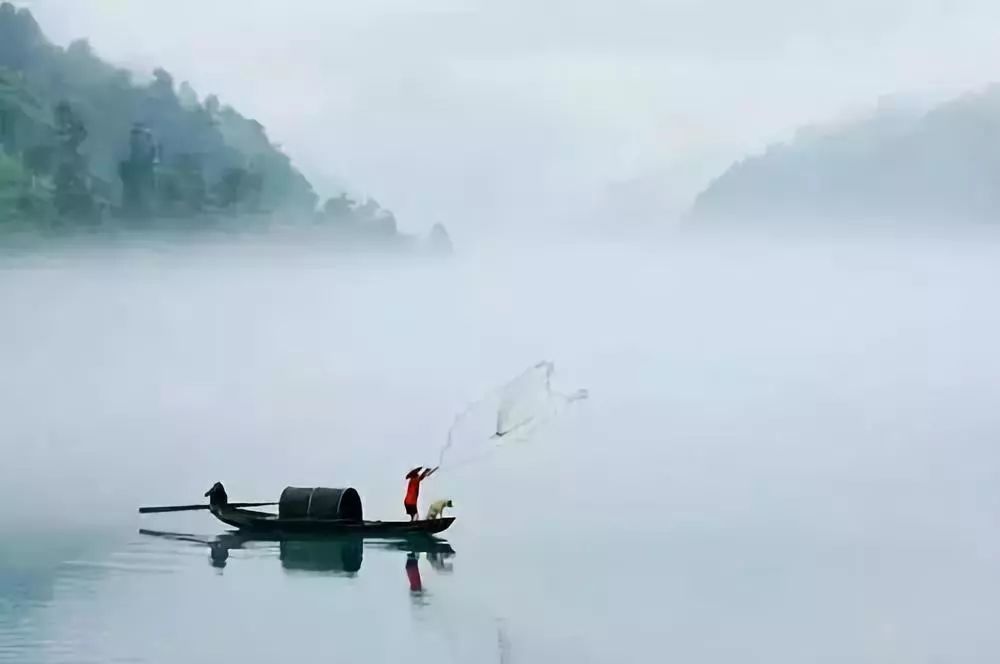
[138,504,210,514]
[138,501,276,514]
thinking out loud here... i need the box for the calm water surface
[3,236,1000,663]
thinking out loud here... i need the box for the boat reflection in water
[138,528,456,578]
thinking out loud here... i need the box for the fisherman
[404,466,438,521]
[204,482,228,508]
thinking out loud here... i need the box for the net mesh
[438,361,588,469]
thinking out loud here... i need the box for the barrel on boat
[278,487,364,521]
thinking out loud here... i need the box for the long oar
[138,502,277,514]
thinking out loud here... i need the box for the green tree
[52,100,95,219]
[119,122,157,217]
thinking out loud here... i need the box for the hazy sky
[16,0,1000,233]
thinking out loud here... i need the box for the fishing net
[437,361,588,469]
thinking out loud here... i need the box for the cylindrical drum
[279,487,363,521]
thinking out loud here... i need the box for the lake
[2,232,1000,663]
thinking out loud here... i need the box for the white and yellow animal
[425,499,453,520]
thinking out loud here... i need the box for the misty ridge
[3,0,1000,252]
[688,85,1000,228]
[0,3,452,254]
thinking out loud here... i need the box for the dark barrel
[278,487,364,521]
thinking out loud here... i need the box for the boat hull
[210,506,455,536]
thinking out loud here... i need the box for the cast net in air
[437,361,588,469]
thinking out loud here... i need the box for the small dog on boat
[425,499,453,520]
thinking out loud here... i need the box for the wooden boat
[193,482,455,537]
[209,504,456,536]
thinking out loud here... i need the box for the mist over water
[3,230,1000,662]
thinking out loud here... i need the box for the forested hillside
[0,2,451,251]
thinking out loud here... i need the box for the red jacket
[404,476,420,505]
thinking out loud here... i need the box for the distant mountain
[0,2,450,251]
[690,88,1000,226]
